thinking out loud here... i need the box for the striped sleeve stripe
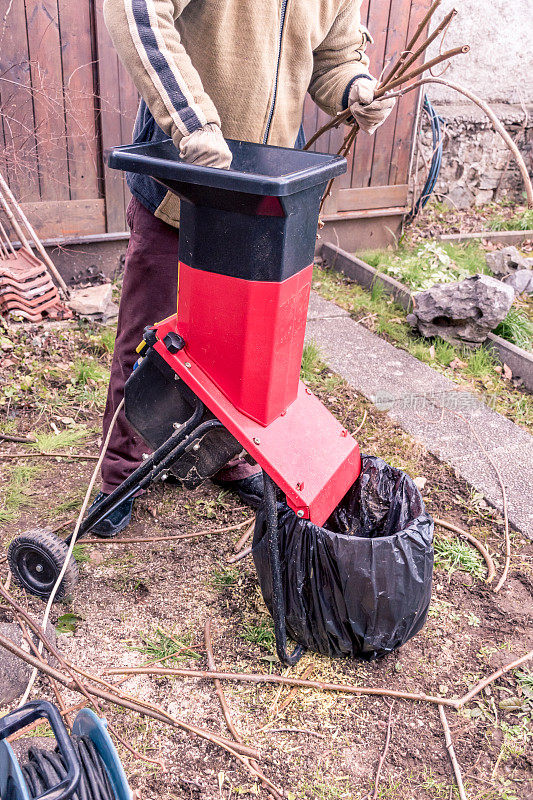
[126,0,207,137]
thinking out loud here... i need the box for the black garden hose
[7,735,115,800]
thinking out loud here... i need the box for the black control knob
[163,331,186,354]
[143,326,158,348]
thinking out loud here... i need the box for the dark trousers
[101,197,257,492]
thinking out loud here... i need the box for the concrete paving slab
[306,294,533,537]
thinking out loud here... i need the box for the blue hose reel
[0,701,131,800]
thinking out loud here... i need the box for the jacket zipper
[263,0,289,144]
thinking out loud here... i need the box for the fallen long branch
[106,649,533,712]
[205,620,283,800]
[434,518,496,583]
[104,666,457,708]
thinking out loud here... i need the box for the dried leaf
[450,358,467,370]
[503,363,513,380]
[429,345,436,359]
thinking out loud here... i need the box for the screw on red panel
[305,387,312,395]
[341,429,348,437]
[253,437,261,445]
[281,410,287,416]
[296,481,304,491]
[297,510,305,518]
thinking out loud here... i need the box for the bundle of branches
[305,0,532,214]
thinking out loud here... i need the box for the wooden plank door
[303,0,432,224]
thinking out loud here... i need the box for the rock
[0,617,58,706]
[485,246,530,278]
[68,283,118,323]
[442,185,473,211]
[503,269,533,295]
[407,275,515,346]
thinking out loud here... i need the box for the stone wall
[417,103,532,209]
[411,0,532,209]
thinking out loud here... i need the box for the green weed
[56,613,82,634]
[72,544,90,563]
[211,566,239,590]
[31,427,90,454]
[136,627,201,662]
[494,307,533,351]
[434,536,485,580]
[490,209,533,231]
[300,341,322,382]
[464,347,498,380]
[73,358,109,386]
[0,464,39,522]
[241,618,276,652]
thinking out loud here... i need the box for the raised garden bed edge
[320,242,533,393]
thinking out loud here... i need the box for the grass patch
[490,208,533,231]
[434,536,485,580]
[211,566,239,590]
[494,307,533,351]
[0,464,39,522]
[358,240,488,293]
[31,427,90,453]
[136,627,202,662]
[464,347,499,380]
[72,544,90,563]
[300,341,322,382]
[73,358,110,386]
[241,618,276,652]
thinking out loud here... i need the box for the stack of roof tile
[0,247,72,322]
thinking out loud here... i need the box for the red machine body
[176,261,313,426]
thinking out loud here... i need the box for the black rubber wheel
[7,528,79,601]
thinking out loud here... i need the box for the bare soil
[0,319,531,800]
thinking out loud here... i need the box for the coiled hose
[6,735,115,800]
[406,94,444,223]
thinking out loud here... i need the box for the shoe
[87,491,134,538]
[215,472,264,509]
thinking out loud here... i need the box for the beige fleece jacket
[103,0,372,225]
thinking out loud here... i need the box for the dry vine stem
[79,517,254,547]
[107,649,533,711]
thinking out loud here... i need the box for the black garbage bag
[253,455,434,660]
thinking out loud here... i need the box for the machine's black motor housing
[125,349,242,488]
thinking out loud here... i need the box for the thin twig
[234,520,255,553]
[353,409,368,437]
[439,705,468,800]
[434,518,496,583]
[0,451,99,460]
[456,651,533,708]
[371,701,396,800]
[80,518,254,546]
[277,664,315,714]
[0,433,36,444]
[204,620,284,800]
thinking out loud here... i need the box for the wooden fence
[0,0,429,243]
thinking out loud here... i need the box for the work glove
[178,123,233,169]
[348,76,396,135]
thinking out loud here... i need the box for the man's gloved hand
[348,76,396,135]
[178,123,232,168]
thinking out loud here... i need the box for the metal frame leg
[263,471,306,667]
[66,399,222,545]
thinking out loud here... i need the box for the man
[92,0,395,536]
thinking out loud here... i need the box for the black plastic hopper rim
[105,138,346,197]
